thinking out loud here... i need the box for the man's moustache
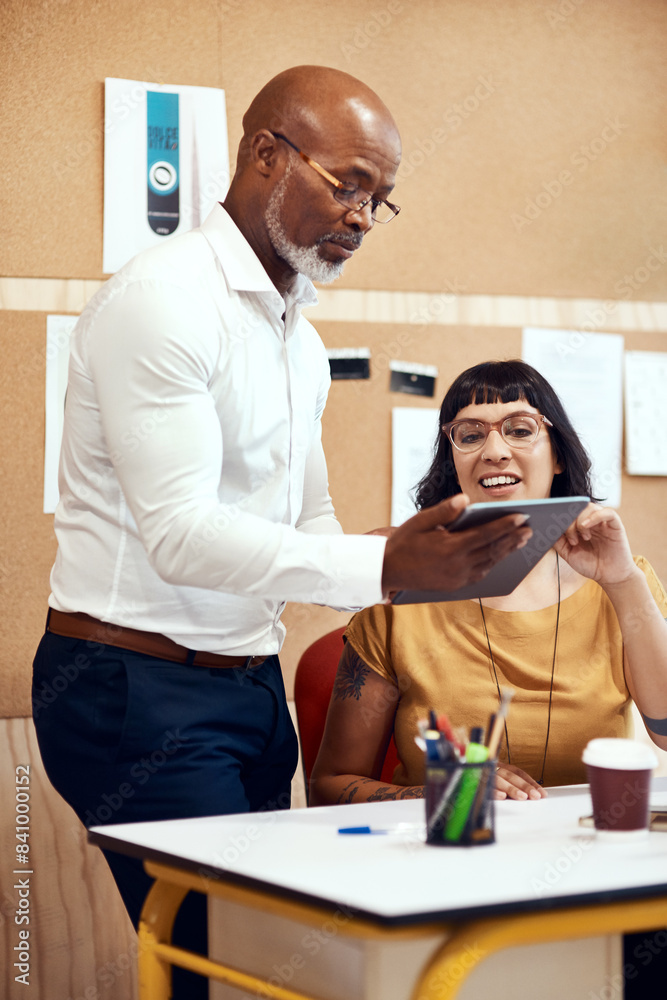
[319,234,363,251]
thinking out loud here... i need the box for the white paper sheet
[624,351,667,475]
[391,408,440,525]
[44,316,77,513]
[522,328,624,507]
[103,78,229,273]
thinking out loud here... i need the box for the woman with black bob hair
[415,359,601,510]
[311,359,667,808]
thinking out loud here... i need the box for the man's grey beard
[265,166,357,285]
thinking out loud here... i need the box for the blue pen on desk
[338,824,424,836]
[338,826,387,835]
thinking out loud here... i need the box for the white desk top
[89,779,667,926]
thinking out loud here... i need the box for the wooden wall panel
[0,718,137,1000]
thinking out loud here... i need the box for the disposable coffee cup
[582,738,658,841]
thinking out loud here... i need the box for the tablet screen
[391,496,590,604]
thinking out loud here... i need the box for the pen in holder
[425,758,496,846]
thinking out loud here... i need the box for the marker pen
[424,709,448,762]
[437,712,465,758]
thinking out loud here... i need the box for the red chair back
[294,627,399,794]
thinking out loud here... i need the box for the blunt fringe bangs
[414,360,601,510]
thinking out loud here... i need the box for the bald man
[33,66,529,995]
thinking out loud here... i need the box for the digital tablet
[391,496,590,605]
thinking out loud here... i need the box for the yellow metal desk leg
[138,865,344,1000]
[412,896,667,1000]
[138,877,189,1000]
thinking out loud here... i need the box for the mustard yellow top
[345,557,667,788]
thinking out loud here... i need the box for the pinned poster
[44,315,77,513]
[103,77,229,273]
[624,352,667,475]
[391,408,440,525]
[522,328,624,507]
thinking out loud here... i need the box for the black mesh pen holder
[425,759,496,846]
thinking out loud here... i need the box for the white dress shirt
[50,205,386,654]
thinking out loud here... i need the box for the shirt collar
[200,203,319,311]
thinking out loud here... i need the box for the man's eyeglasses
[442,412,554,453]
[270,132,400,224]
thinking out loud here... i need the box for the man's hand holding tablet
[387,496,589,605]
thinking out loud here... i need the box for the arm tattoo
[333,646,371,702]
[333,646,419,805]
[368,785,425,802]
[338,778,372,804]
[642,712,667,737]
[337,778,424,804]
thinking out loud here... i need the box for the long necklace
[478,553,561,786]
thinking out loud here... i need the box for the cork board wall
[2,0,667,715]
[1,312,63,716]
[3,0,667,298]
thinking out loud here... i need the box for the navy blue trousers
[33,631,298,998]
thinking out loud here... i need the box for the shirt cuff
[322,533,387,609]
